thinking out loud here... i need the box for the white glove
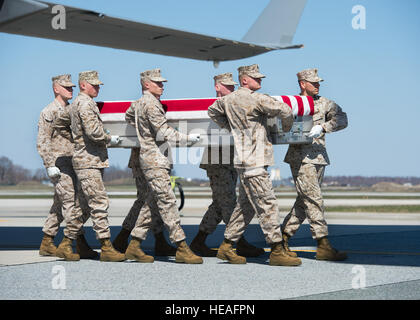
[306,125,324,138]
[109,135,122,146]
[187,133,201,143]
[46,167,61,178]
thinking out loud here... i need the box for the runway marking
[344,250,420,256]
[0,219,8,222]
[260,248,420,256]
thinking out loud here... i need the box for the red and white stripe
[98,98,214,121]
[99,95,314,121]
[273,95,314,116]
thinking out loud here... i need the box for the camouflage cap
[79,70,104,85]
[52,74,75,87]
[140,68,167,83]
[297,68,324,82]
[214,72,237,86]
[237,64,265,79]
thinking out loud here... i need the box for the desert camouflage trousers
[42,166,90,239]
[199,165,238,234]
[281,162,328,239]
[224,167,282,244]
[131,168,186,243]
[121,167,164,234]
[74,168,111,239]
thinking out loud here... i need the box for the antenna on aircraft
[213,60,220,68]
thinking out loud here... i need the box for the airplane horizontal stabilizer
[0,0,277,61]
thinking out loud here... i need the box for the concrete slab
[0,250,60,266]
[290,279,420,300]
[0,196,419,300]
[0,246,419,300]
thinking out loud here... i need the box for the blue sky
[0,0,419,179]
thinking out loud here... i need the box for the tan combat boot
[56,236,80,261]
[236,236,265,257]
[76,234,99,259]
[216,239,246,264]
[39,233,57,256]
[175,241,203,264]
[269,242,301,266]
[154,232,177,256]
[190,230,217,257]
[112,228,131,253]
[99,238,126,262]
[282,233,297,257]
[125,237,154,263]
[316,237,347,261]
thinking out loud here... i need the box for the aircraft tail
[241,0,307,48]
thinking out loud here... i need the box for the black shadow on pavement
[0,224,419,267]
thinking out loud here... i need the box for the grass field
[304,205,420,213]
[1,185,420,213]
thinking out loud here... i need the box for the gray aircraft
[0,0,306,65]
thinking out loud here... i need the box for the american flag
[99,96,314,117]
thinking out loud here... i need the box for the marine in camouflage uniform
[37,74,95,260]
[190,73,265,257]
[281,68,348,261]
[69,70,125,262]
[208,64,301,266]
[112,147,177,256]
[123,69,202,264]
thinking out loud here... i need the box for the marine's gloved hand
[187,133,201,143]
[46,167,61,178]
[306,125,324,138]
[109,135,122,146]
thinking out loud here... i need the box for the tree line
[0,156,45,185]
[322,175,420,187]
[0,156,133,185]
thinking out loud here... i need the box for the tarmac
[0,197,419,301]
